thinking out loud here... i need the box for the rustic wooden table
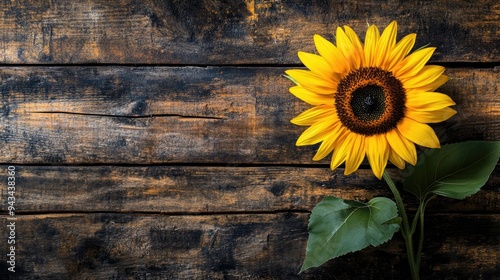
[1,1,499,279]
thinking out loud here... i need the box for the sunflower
[286,21,456,179]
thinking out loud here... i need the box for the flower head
[286,21,456,179]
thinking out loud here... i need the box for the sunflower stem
[415,195,434,274]
[383,170,419,280]
[415,200,425,274]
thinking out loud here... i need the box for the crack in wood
[6,209,311,216]
[26,111,224,120]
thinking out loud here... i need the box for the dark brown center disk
[335,67,406,135]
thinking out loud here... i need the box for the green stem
[383,170,419,280]
[415,195,433,273]
[415,202,425,272]
[410,205,422,235]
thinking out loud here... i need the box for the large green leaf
[403,141,500,200]
[300,196,399,272]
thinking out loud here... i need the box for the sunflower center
[335,67,406,136]
[350,85,386,121]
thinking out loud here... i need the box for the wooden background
[0,1,499,279]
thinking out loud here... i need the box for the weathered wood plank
[7,165,499,214]
[1,67,498,164]
[1,0,499,64]
[0,213,498,279]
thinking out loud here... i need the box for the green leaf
[403,141,500,200]
[300,196,399,272]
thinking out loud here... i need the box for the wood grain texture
[6,165,500,214]
[0,1,499,279]
[0,213,498,279]
[1,67,498,164]
[1,0,499,64]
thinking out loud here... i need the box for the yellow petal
[389,148,406,169]
[296,118,338,146]
[397,118,440,148]
[366,134,389,179]
[336,26,361,70]
[343,25,365,66]
[386,129,417,165]
[344,134,366,175]
[406,75,449,94]
[406,107,457,123]
[387,33,416,71]
[403,65,445,88]
[329,131,352,170]
[291,105,337,126]
[363,25,380,67]
[313,124,345,161]
[314,35,349,74]
[285,69,337,94]
[406,91,455,110]
[394,47,436,79]
[375,21,398,69]
[298,51,340,83]
[289,86,334,106]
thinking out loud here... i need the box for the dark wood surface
[1,0,499,64]
[3,212,499,279]
[5,165,499,214]
[0,1,499,279]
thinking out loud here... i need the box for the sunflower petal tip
[295,136,305,146]
[329,164,338,172]
[407,155,417,166]
[371,164,384,179]
[312,155,323,161]
[431,142,441,149]
[344,169,352,176]
[449,108,457,115]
